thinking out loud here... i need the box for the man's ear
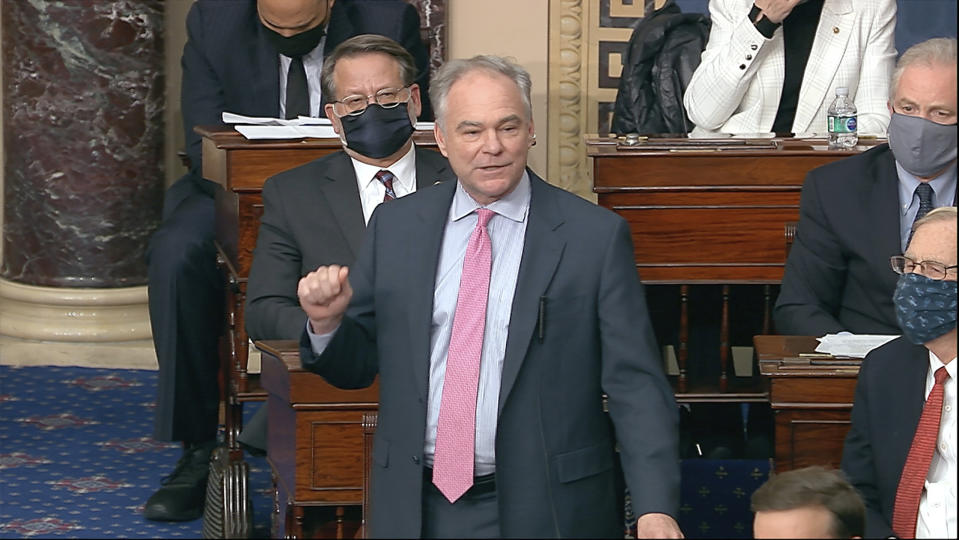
[408,83,423,121]
[887,99,894,116]
[325,103,342,135]
[433,123,449,157]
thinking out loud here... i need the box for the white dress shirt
[916,352,957,539]
[349,144,417,224]
[277,35,327,119]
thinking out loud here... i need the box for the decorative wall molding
[0,278,151,342]
[548,0,666,200]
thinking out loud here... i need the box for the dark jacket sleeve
[299,210,381,389]
[601,218,681,519]
[840,359,895,538]
[245,177,315,341]
[774,170,847,335]
[180,2,227,179]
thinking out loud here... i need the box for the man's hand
[753,0,803,24]
[636,513,684,539]
[297,265,352,335]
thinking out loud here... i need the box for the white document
[814,334,898,358]
[234,124,339,140]
[414,121,435,131]
[221,111,331,126]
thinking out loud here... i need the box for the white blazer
[684,0,896,136]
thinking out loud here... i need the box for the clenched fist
[298,265,353,335]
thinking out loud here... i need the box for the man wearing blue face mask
[144,0,431,522]
[841,206,957,539]
[774,37,957,337]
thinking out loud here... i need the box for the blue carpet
[0,365,271,538]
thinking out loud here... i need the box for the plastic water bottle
[827,87,858,149]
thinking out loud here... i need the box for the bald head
[257,0,333,37]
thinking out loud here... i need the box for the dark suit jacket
[245,147,453,340]
[841,336,929,538]
[774,144,903,336]
[300,171,680,538]
[181,0,431,181]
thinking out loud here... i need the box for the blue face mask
[893,272,958,344]
[340,103,414,159]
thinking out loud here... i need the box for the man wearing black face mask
[774,37,957,337]
[245,33,454,387]
[841,206,957,539]
[143,0,431,523]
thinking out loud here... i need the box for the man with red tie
[296,55,682,538]
[841,206,957,538]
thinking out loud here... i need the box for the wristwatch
[749,3,781,38]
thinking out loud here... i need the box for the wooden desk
[258,340,378,539]
[588,137,880,397]
[755,335,859,472]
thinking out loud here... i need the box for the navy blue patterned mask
[893,273,958,344]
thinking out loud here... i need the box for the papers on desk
[222,112,435,140]
[814,334,898,358]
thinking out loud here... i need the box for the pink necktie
[432,208,494,503]
[892,366,950,539]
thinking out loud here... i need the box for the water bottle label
[829,115,857,133]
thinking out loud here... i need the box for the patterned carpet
[0,364,769,538]
[0,365,271,538]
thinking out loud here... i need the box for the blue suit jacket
[301,171,680,537]
[841,336,929,538]
[180,0,431,181]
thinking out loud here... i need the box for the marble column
[2,0,164,288]
[0,0,163,354]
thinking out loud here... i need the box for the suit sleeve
[180,2,227,177]
[600,218,680,519]
[852,0,896,136]
[299,209,380,389]
[245,177,313,341]
[773,170,847,335]
[396,2,433,121]
[683,0,771,131]
[840,359,894,538]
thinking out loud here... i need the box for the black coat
[611,0,710,135]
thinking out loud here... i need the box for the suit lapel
[319,154,366,258]
[498,173,566,415]
[413,147,452,189]
[793,0,853,133]
[406,181,457,402]
[869,147,902,294]
[891,343,930,469]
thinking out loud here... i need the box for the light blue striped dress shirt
[423,173,530,476]
[895,161,957,251]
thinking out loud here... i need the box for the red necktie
[892,366,949,539]
[432,208,494,503]
[375,169,397,202]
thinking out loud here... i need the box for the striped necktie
[375,169,397,202]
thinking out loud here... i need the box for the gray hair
[429,55,532,131]
[321,34,418,100]
[913,205,958,235]
[891,37,957,99]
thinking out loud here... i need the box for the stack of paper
[223,112,435,140]
[814,334,898,358]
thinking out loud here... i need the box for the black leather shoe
[143,441,215,521]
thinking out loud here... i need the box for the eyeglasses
[890,255,958,281]
[332,86,412,117]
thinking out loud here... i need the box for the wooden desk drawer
[769,377,857,408]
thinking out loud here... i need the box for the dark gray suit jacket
[300,171,680,537]
[246,147,453,340]
[841,336,929,538]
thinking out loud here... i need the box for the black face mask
[340,103,415,159]
[262,21,326,57]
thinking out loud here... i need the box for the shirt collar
[351,143,417,193]
[450,170,531,224]
[896,161,958,217]
[928,348,957,380]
